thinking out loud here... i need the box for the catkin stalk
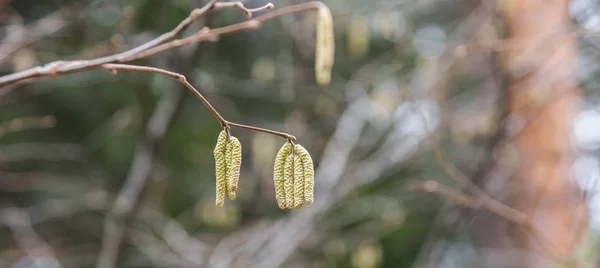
[214,130,228,207]
[283,153,295,209]
[226,137,242,200]
[293,147,305,209]
[296,145,314,205]
[273,143,291,209]
[315,5,335,86]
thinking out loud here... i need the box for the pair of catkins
[214,130,315,209]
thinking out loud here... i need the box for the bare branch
[0,1,325,87]
[213,2,274,18]
[101,64,296,141]
[0,7,68,64]
[102,63,226,124]
[0,142,84,163]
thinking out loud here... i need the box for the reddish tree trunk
[501,0,587,265]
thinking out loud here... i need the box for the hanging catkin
[293,147,305,209]
[315,5,334,86]
[296,144,314,205]
[226,136,242,200]
[273,143,291,209]
[283,153,295,209]
[214,130,228,207]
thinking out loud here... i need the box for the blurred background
[0,0,600,267]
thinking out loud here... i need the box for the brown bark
[500,0,587,266]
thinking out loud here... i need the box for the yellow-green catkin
[226,136,242,200]
[214,130,228,207]
[293,147,305,209]
[273,143,291,209]
[283,153,295,209]
[296,144,314,206]
[315,5,335,86]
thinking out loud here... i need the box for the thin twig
[108,1,325,63]
[114,0,220,59]
[0,0,319,142]
[0,7,68,64]
[102,64,226,125]
[101,63,296,141]
[213,2,274,18]
[0,1,325,87]
[227,122,295,141]
[0,0,212,86]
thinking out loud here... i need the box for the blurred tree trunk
[473,0,588,266]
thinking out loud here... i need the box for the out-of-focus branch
[95,76,184,268]
[404,74,565,260]
[0,116,55,137]
[0,190,208,267]
[0,206,63,268]
[409,178,567,263]
[410,180,528,225]
[0,8,68,64]
[128,229,198,268]
[0,142,84,163]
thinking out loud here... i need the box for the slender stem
[0,1,293,87]
[115,0,220,60]
[0,0,316,140]
[227,122,295,141]
[0,0,219,87]
[101,64,296,141]
[213,2,274,18]
[102,64,227,125]
[253,1,325,23]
